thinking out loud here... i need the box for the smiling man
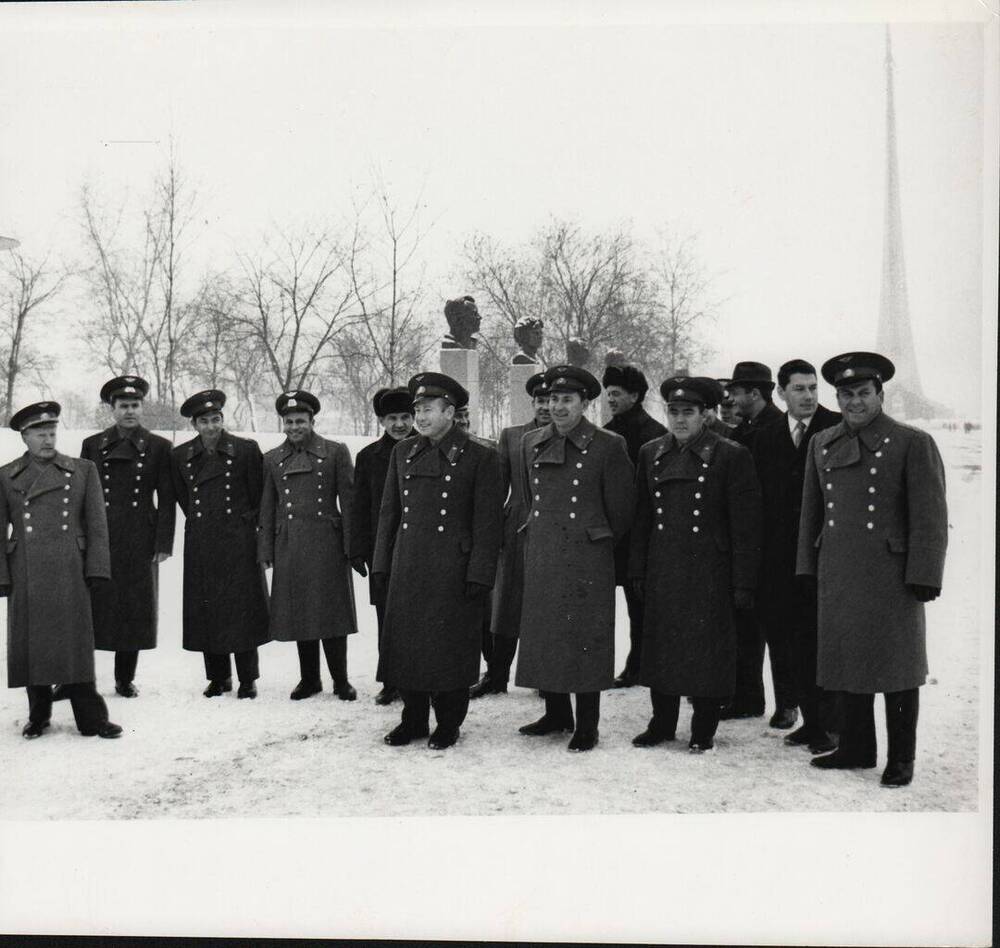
[260,390,363,702]
[372,372,501,750]
[516,365,635,752]
[348,387,414,705]
[797,352,947,787]
[171,390,270,698]
[78,376,175,698]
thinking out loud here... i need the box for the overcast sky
[0,2,990,415]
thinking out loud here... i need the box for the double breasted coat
[258,433,358,641]
[751,405,840,627]
[80,425,175,651]
[629,429,762,697]
[490,418,544,640]
[1,453,111,687]
[373,424,501,692]
[796,411,948,694]
[515,418,635,694]
[171,432,270,654]
[604,403,667,584]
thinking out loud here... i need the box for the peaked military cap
[100,375,149,405]
[543,364,601,400]
[275,390,320,416]
[408,372,468,407]
[729,361,774,387]
[10,400,61,432]
[822,351,896,387]
[601,364,649,398]
[373,387,413,417]
[525,372,549,397]
[660,376,722,407]
[180,389,227,419]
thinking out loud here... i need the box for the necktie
[792,420,806,448]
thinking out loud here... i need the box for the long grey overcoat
[629,429,762,697]
[81,425,175,651]
[373,424,501,692]
[796,411,948,694]
[258,433,358,641]
[0,453,111,687]
[171,432,270,654]
[490,418,544,640]
[515,418,635,694]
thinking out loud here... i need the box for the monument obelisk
[877,26,929,419]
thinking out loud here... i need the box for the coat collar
[277,431,328,463]
[186,430,236,460]
[530,416,598,466]
[820,411,895,469]
[605,402,649,433]
[9,452,76,479]
[98,424,149,454]
[651,426,716,465]
[406,423,468,462]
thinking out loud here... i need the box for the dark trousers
[839,689,919,765]
[297,638,349,685]
[488,635,519,685]
[650,691,723,746]
[545,691,600,731]
[732,610,766,714]
[401,687,470,733]
[621,583,645,678]
[114,650,139,684]
[793,619,840,737]
[27,683,108,733]
[761,621,798,711]
[204,650,260,684]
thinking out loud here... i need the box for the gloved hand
[0,584,10,598]
[630,578,645,601]
[350,557,368,577]
[733,588,755,612]
[908,584,941,603]
[371,572,389,601]
[465,581,491,601]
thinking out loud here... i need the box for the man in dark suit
[602,364,666,687]
[722,361,784,719]
[751,360,840,745]
[348,387,413,705]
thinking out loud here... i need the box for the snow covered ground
[0,425,988,819]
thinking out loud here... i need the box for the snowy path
[0,428,985,819]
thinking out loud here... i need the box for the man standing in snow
[798,352,947,787]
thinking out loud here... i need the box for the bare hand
[152,552,171,564]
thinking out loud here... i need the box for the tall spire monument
[877,26,932,419]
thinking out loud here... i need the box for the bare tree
[0,251,68,423]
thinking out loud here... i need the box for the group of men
[1,347,948,788]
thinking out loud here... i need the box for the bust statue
[511,316,544,364]
[441,295,481,350]
[565,337,591,368]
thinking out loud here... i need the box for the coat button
[867,522,874,529]
[654,491,661,498]
[875,451,883,458]
[103,488,109,495]
[437,525,444,532]
[883,437,890,443]
[657,523,664,530]
[571,496,577,503]
[573,479,580,486]
[105,502,109,508]
[63,498,69,504]
[445,475,452,482]
[135,475,141,481]
[868,486,876,494]
[441,492,448,498]
[132,501,138,507]
[533,479,539,485]
[656,508,663,514]
[285,489,290,494]
[697,476,705,483]
[694,493,701,500]
[404,507,409,513]
[64,485,70,491]
[869,468,877,475]
[868,504,875,512]
[227,509,232,514]
[287,514,293,520]
[103,475,109,481]
[827,502,834,509]
[62,524,68,531]
[137,462,143,468]
[533,511,539,517]
[227,459,233,465]
[692,525,699,533]
[196,512,202,518]
[194,499,200,505]
[286,502,292,508]
[403,490,409,496]
[576,463,583,469]
[193,487,199,493]
[403,523,408,529]
[533,463,539,469]
[23,513,30,520]
[534,494,540,501]
[569,512,576,519]
[693,510,700,516]
[826,483,832,490]
[25,526,32,533]
[440,509,447,516]
[62,511,68,518]
[828,519,834,526]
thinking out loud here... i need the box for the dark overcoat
[751,405,840,626]
[348,431,398,602]
[1,453,111,687]
[373,424,501,692]
[796,411,948,694]
[515,418,635,693]
[80,425,176,651]
[604,403,667,584]
[732,400,783,449]
[628,430,761,696]
[171,432,270,654]
[490,418,544,640]
[258,433,358,641]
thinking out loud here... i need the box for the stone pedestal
[439,347,480,433]
[508,362,539,427]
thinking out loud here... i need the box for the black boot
[115,682,139,698]
[881,761,914,787]
[204,679,232,698]
[519,693,574,735]
[568,692,599,752]
[375,685,399,706]
[323,637,356,701]
[290,680,322,700]
[22,720,49,739]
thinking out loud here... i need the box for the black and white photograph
[0,1,995,944]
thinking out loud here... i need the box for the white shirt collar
[788,413,812,435]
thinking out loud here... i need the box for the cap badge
[205,400,214,407]
[843,368,855,378]
[416,386,426,396]
[287,398,298,408]
[40,412,50,421]
[675,389,685,398]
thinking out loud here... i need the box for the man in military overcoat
[372,372,501,750]
[79,375,175,697]
[751,359,840,747]
[171,390,270,698]
[347,386,414,705]
[260,390,363,701]
[602,364,667,688]
[629,378,762,752]
[0,402,122,739]
[724,360,784,720]
[470,372,550,699]
[516,365,635,752]
[799,352,947,787]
